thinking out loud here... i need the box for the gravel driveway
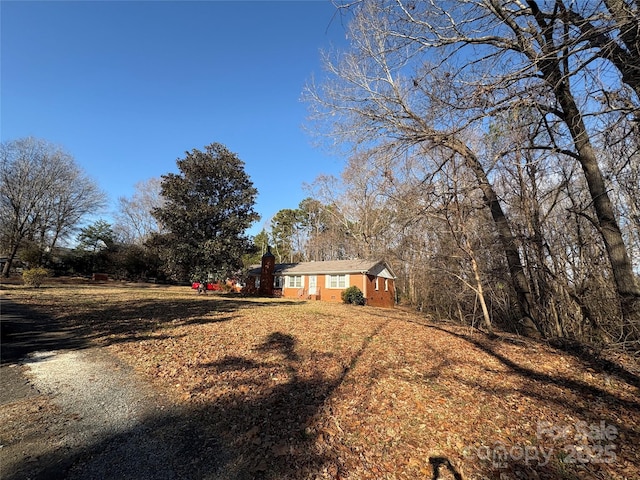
[0,298,230,480]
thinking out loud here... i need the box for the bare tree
[307,0,639,339]
[439,162,496,333]
[297,197,331,262]
[306,3,540,335]
[0,137,106,276]
[483,0,640,336]
[113,177,164,244]
[305,175,360,261]
[270,208,302,263]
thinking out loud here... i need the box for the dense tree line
[301,0,639,348]
[1,140,259,285]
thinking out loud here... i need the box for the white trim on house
[362,273,367,298]
[369,265,394,279]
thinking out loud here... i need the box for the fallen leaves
[4,283,640,479]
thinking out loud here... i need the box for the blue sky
[1,0,349,236]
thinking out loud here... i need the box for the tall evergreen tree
[151,143,259,282]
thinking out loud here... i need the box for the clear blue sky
[1,0,348,236]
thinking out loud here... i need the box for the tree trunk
[442,136,541,337]
[470,250,493,334]
[523,0,640,341]
[554,77,640,340]
[2,241,20,277]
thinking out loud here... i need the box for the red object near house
[192,282,221,291]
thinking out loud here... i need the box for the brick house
[245,247,396,308]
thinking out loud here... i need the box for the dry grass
[2,281,639,479]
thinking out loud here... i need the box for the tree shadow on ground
[426,325,640,479]
[1,299,88,364]
[429,326,640,412]
[3,378,338,480]
[255,332,299,361]
[1,295,302,364]
[407,311,640,391]
[4,321,391,480]
[547,337,640,390]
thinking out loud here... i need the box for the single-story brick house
[245,247,396,308]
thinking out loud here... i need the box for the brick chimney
[259,245,275,296]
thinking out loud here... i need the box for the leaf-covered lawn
[3,283,639,479]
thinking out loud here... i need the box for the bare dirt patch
[2,283,639,479]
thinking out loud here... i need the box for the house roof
[247,259,396,279]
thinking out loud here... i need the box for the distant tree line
[1,140,259,285]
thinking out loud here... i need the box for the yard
[2,281,639,479]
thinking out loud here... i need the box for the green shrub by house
[341,286,365,305]
[22,267,51,288]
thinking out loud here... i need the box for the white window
[384,278,389,291]
[375,278,379,291]
[274,276,284,288]
[287,275,303,288]
[327,274,347,289]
